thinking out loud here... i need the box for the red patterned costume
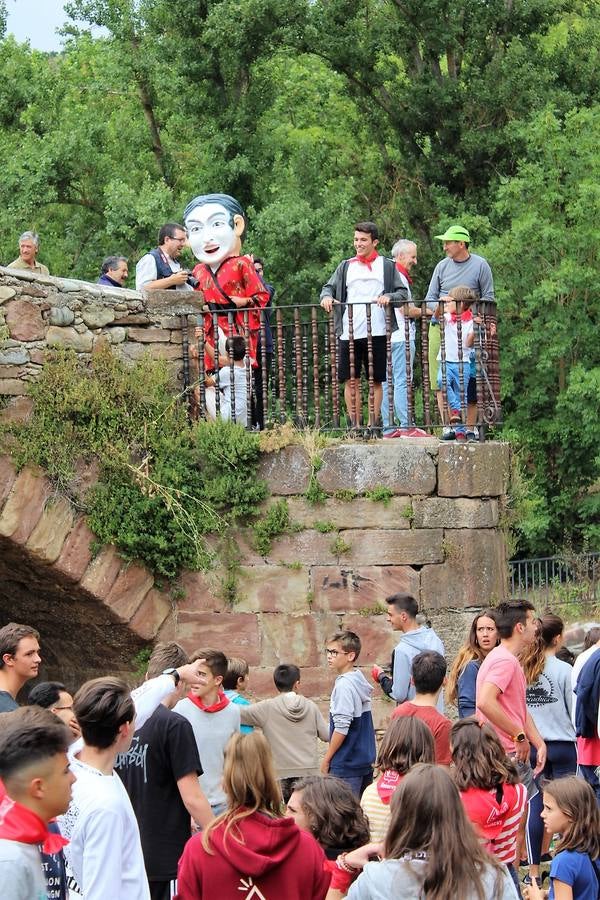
[193,255,269,371]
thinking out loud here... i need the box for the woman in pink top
[451,718,527,896]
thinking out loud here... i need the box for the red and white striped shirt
[460,782,527,865]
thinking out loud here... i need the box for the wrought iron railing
[509,553,600,605]
[179,298,501,436]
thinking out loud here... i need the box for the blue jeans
[331,770,373,798]
[382,340,415,431]
[526,741,577,864]
[437,361,469,423]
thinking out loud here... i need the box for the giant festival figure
[183,193,269,374]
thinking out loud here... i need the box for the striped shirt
[460,782,527,865]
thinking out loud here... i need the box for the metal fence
[179,298,501,436]
[509,553,600,605]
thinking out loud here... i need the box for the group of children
[0,610,599,900]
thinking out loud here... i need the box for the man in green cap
[425,225,495,439]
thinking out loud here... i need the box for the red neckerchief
[449,309,473,324]
[376,769,403,805]
[349,250,379,270]
[186,688,230,713]
[0,794,68,854]
[395,262,413,285]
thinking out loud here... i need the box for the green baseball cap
[434,225,471,243]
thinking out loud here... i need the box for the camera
[186,274,200,289]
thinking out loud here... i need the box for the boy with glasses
[321,631,375,797]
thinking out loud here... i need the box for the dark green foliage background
[0,0,599,555]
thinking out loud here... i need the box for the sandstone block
[267,530,337,566]
[80,546,123,600]
[174,611,261,664]
[342,529,444,566]
[259,612,338,667]
[48,307,75,326]
[54,518,95,581]
[107,327,126,344]
[143,290,206,315]
[113,314,151,325]
[245,668,280,699]
[342,614,397,664]
[5,300,45,341]
[0,456,17,506]
[105,562,154,623]
[127,327,171,343]
[0,377,28,394]
[258,446,310,495]
[19,283,48,298]
[26,496,75,563]
[0,366,26,378]
[311,565,419,613]
[0,396,32,425]
[82,306,115,328]
[235,565,310,614]
[128,588,171,640]
[46,325,93,352]
[420,529,508,608]
[412,497,499,529]
[176,570,227,614]
[285,496,412,530]
[438,442,510,497]
[318,443,436,495]
[0,286,16,303]
[119,342,182,362]
[0,467,50,542]
[0,349,29,365]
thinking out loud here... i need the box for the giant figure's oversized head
[183,193,247,268]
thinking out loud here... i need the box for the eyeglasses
[325,648,345,657]
[169,235,187,243]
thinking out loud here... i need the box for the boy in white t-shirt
[436,285,476,440]
[204,335,250,426]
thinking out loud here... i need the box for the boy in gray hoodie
[373,593,445,712]
[239,664,329,802]
[322,631,376,797]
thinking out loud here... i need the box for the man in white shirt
[59,660,204,900]
[135,223,193,292]
[320,221,408,427]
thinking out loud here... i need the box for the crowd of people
[0,597,599,899]
[2,210,496,438]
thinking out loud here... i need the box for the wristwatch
[162,667,180,686]
[513,731,527,743]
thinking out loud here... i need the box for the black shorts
[338,336,387,383]
[467,375,477,404]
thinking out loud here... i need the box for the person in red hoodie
[175,731,330,900]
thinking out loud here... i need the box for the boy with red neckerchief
[0,706,74,900]
[174,649,240,816]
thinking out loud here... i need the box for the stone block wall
[0,266,203,397]
[0,266,511,728]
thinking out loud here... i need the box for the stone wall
[0,266,203,399]
[0,438,510,728]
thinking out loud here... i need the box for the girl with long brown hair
[523,776,600,900]
[345,764,518,899]
[521,614,577,886]
[451,718,527,895]
[359,715,435,843]
[446,609,498,717]
[174,732,330,900]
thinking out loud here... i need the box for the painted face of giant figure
[183,193,247,269]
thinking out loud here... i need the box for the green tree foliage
[1,0,600,556]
